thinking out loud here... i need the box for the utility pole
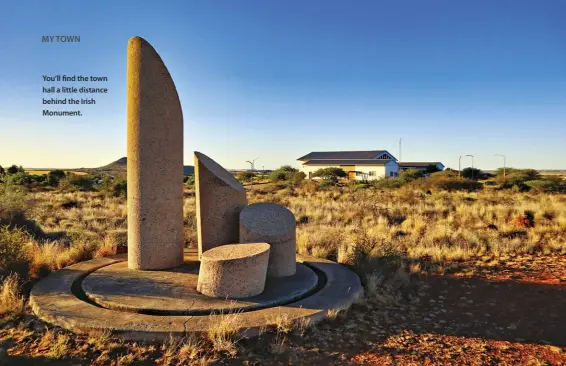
[494,154,506,184]
[459,156,462,177]
[399,138,402,161]
[466,154,474,180]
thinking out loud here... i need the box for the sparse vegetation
[0,169,565,363]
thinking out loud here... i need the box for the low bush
[526,178,566,193]
[0,184,27,224]
[269,166,299,183]
[0,226,30,271]
[236,171,255,183]
[411,176,482,192]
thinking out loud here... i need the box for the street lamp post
[466,154,474,180]
[494,154,506,184]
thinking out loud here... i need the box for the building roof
[297,150,393,161]
[399,162,444,167]
[302,159,392,166]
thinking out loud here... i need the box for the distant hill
[89,157,194,177]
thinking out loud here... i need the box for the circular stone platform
[82,251,317,315]
[30,249,362,341]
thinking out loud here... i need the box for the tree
[6,165,19,175]
[461,167,482,180]
[424,165,441,174]
[237,171,255,183]
[45,170,66,187]
[498,168,540,187]
[312,167,347,182]
[0,165,4,175]
[269,166,298,183]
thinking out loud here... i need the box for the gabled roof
[302,159,393,166]
[297,150,395,161]
[399,162,444,167]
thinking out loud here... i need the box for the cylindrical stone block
[197,243,270,298]
[127,36,184,270]
[194,152,247,258]
[240,203,297,277]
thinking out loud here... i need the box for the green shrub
[45,170,66,187]
[319,180,335,189]
[269,166,298,183]
[0,184,27,223]
[237,171,255,183]
[6,165,23,175]
[498,168,541,187]
[399,169,424,182]
[184,175,195,186]
[411,176,482,192]
[62,174,95,191]
[526,178,566,193]
[3,172,31,186]
[290,171,306,185]
[312,167,346,181]
[0,226,29,271]
[370,177,405,189]
[110,180,127,197]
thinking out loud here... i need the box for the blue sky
[1,0,565,170]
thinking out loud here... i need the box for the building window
[390,172,394,177]
[369,171,376,176]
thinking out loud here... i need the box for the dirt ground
[2,254,566,365]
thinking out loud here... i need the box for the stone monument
[194,151,247,257]
[127,36,184,270]
[240,203,297,277]
[29,36,362,341]
[197,243,271,298]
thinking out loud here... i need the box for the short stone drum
[240,203,297,277]
[197,243,270,298]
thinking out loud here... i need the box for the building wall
[351,165,386,180]
[385,161,400,178]
[299,161,400,181]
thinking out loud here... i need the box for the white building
[297,150,400,180]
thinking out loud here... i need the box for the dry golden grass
[207,310,241,356]
[0,273,25,318]
[247,186,566,268]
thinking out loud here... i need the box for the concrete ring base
[30,249,363,341]
[82,252,318,315]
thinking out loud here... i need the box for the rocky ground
[1,253,566,365]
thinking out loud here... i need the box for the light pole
[246,158,259,171]
[494,154,506,184]
[458,156,462,177]
[466,154,474,180]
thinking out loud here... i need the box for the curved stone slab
[240,203,297,277]
[30,249,362,341]
[194,152,247,257]
[127,36,184,270]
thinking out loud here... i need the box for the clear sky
[1,0,565,170]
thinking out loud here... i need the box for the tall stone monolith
[127,36,184,270]
[194,152,247,257]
